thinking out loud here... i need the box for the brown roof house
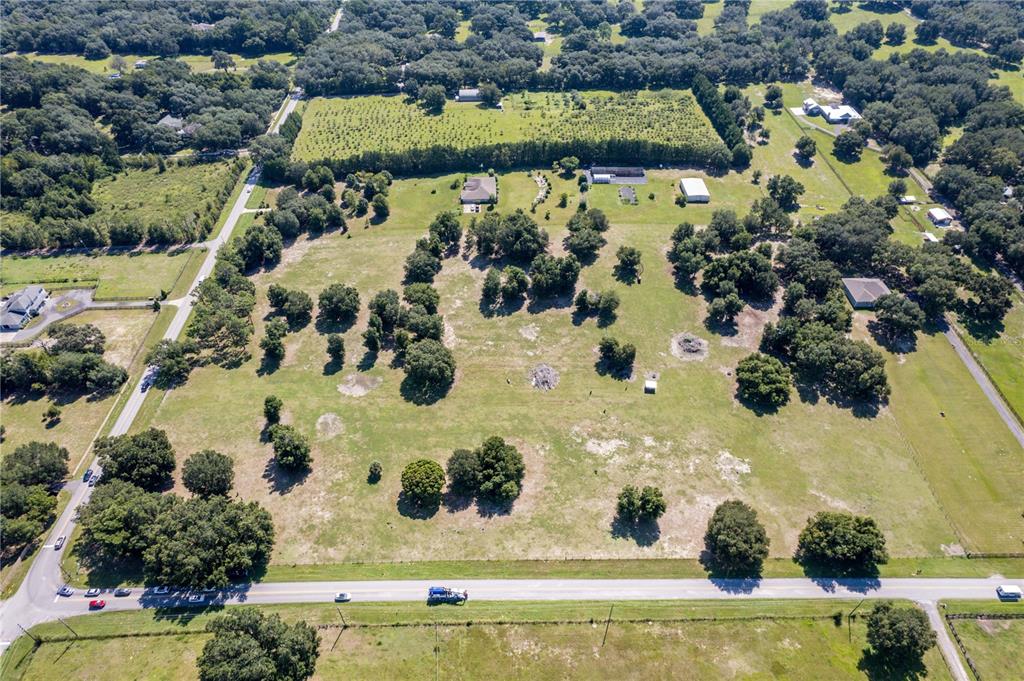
[841,278,891,309]
[460,176,498,204]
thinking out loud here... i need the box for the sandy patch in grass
[941,543,967,557]
[337,373,383,397]
[715,450,751,484]
[529,363,559,390]
[444,320,460,347]
[519,323,539,341]
[584,438,628,457]
[976,618,1014,634]
[719,298,781,350]
[316,412,344,440]
[809,489,853,512]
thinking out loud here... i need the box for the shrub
[400,459,445,506]
[797,511,888,572]
[616,485,666,523]
[269,424,311,472]
[736,353,792,407]
[703,500,770,576]
[264,395,282,424]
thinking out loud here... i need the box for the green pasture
[1,600,951,681]
[291,89,719,162]
[3,51,296,75]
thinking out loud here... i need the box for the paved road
[943,318,1024,449]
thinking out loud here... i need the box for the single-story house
[1,285,48,330]
[927,207,953,226]
[585,167,647,185]
[679,177,710,203]
[157,115,185,131]
[460,176,498,204]
[899,195,917,205]
[841,278,891,310]
[532,31,550,43]
[802,98,820,114]
[820,104,861,124]
[134,59,148,69]
[457,88,481,102]
[1004,186,1014,200]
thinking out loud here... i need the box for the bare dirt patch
[337,373,383,397]
[519,323,539,341]
[719,296,781,350]
[941,543,967,557]
[444,320,460,347]
[316,412,344,440]
[584,438,628,458]
[714,450,751,484]
[529,363,560,390]
[976,618,1014,634]
[670,333,708,361]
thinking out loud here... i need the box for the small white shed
[644,379,657,394]
[680,178,710,203]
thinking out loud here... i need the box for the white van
[996,585,1022,600]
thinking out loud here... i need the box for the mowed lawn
[958,299,1024,424]
[1,247,204,300]
[125,153,1024,569]
[2,51,296,74]
[2,309,165,474]
[4,601,952,681]
[291,89,719,162]
[90,161,238,228]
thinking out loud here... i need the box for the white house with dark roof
[1,285,48,330]
[841,278,890,310]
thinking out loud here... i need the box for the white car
[996,585,1022,600]
[187,594,204,603]
[151,586,171,595]
[85,588,101,597]
[334,592,351,603]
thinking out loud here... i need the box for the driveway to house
[0,290,153,345]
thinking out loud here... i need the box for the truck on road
[427,586,468,604]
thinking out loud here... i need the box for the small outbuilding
[644,379,657,394]
[460,176,497,204]
[679,177,710,203]
[927,207,953,226]
[923,232,939,243]
[899,195,917,205]
[532,31,550,43]
[802,98,820,114]
[134,59,148,69]
[841,278,891,310]
[157,114,185,131]
[457,88,481,102]
[584,167,647,185]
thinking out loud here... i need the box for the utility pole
[848,599,865,643]
[17,625,40,644]
[57,618,78,638]
[602,604,615,647]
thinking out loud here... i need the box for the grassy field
[109,149,1024,573]
[3,51,296,74]
[292,89,720,162]
[1,308,168,474]
[956,299,1024,425]
[90,161,239,229]
[1,600,952,681]
[941,601,1024,681]
[1,247,204,300]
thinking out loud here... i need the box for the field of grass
[1,248,203,300]
[108,151,1024,574]
[291,89,719,162]
[941,601,1024,681]
[2,600,952,681]
[956,299,1024,425]
[90,161,238,229]
[1,308,167,474]
[3,51,295,75]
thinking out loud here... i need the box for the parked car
[996,585,1022,601]
[187,594,204,603]
[334,592,351,603]
[114,588,132,597]
[85,588,101,597]
[83,469,93,482]
[88,475,99,487]
[88,600,106,610]
[201,586,218,593]
[151,586,171,595]
[54,536,66,550]
[57,585,74,597]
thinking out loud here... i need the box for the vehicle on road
[88,600,106,610]
[57,585,74,597]
[83,469,93,482]
[141,366,159,392]
[334,592,351,602]
[114,588,132,597]
[997,584,1022,600]
[54,536,65,550]
[188,594,204,603]
[427,586,468,604]
[151,586,171,595]
[85,588,101,597]
[88,475,98,487]
[201,586,218,593]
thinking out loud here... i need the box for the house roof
[841,277,891,306]
[590,166,645,177]
[460,176,497,202]
[180,122,202,136]
[3,285,46,315]
[821,104,861,122]
[1,311,26,328]
[191,22,216,31]
[680,177,709,197]
[928,207,953,222]
[458,88,480,98]
[157,114,184,130]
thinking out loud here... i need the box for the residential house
[841,278,891,310]
[927,207,953,226]
[1,285,48,330]
[679,177,710,203]
[460,176,498,204]
[457,88,481,102]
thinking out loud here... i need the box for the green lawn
[2,51,295,74]
[1,248,203,300]
[956,298,1024,426]
[112,160,1024,571]
[527,19,563,71]
[291,89,720,162]
[90,161,239,231]
[943,607,1024,681]
[2,600,952,681]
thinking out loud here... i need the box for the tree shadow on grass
[734,389,784,417]
[322,358,343,376]
[526,291,573,315]
[610,514,661,547]
[314,315,356,335]
[792,151,815,169]
[256,353,281,377]
[399,375,452,405]
[698,549,764,590]
[357,349,378,371]
[397,491,440,520]
[857,650,930,681]
[72,545,145,588]
[441,487,474,513]
[593,358,634,382]
[956,310,1005,343]
[867,320,918,354]
[794,377,883,419]
[262,457,309,495]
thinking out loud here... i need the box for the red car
[89,599,106,610]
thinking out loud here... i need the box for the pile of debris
[529,364,560,390]
[670,332,708,361]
